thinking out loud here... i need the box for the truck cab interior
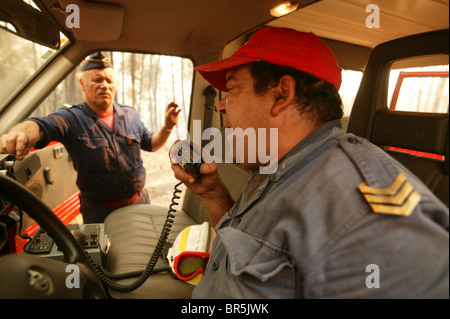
[0,0,448,299]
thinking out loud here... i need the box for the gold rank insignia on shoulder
[358,172,421,216]
[63,103,73,108]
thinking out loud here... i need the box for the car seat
[347,29,449,207]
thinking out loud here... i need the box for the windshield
[0,24,68,111]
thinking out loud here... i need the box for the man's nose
[98,80,107,89]
[99,79,112,88]
[216,96,228,114]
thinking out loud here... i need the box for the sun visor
[58,0,124,42]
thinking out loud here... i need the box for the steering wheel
[0,174,106,298]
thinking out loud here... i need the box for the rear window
[386,55,449,160]
[388,55,449,113]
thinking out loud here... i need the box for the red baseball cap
[195,26,342,91]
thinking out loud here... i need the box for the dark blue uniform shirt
[29,102,154,202]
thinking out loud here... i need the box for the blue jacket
[29,102,153,202]
[193,120,449,298]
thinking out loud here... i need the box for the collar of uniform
[237,120,343,211]
[216,119,344,229]
[269,119,343,182]
[113,102,127,117]
[81,101,97,118]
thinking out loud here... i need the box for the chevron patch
[358,172,421,216]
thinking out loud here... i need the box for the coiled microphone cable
[92,181,183,292]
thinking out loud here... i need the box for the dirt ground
[141,145,187,208]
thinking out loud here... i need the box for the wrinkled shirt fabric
[193,120,449,298]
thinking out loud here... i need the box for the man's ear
[271,74,296,116]
[79,77,86,92]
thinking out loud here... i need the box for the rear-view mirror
[0,0,60,49]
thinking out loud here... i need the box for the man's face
[80,68,116,111]
[216,65,275,170]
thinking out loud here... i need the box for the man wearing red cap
[0,52,181,223]
[171,27,448,298]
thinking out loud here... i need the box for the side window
[30,52,193,142]
[339,69,363,115]
[30,52,194,206]
[339,69,363,131]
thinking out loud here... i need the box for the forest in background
[1,11,193,140]
[30,51,193,140]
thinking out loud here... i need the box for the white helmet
[167,221,216,285]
